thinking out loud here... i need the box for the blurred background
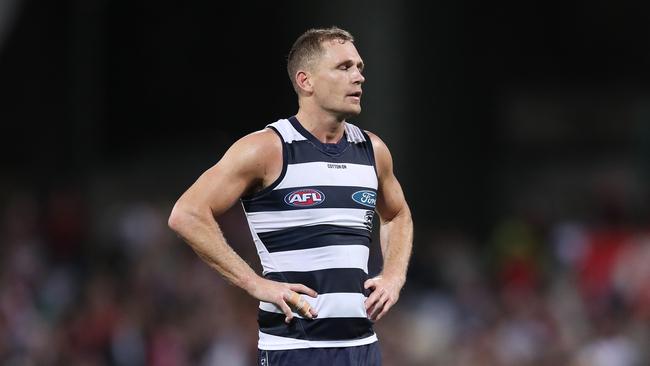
[2,1,650,365]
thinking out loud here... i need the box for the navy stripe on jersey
[288,116,350,156]
[265,268,369,295]
[286,140,373,165]
[258,311,375,341]
[257,225,370,253]
[242,186,377,212]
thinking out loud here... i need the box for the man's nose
[352,69,365,84]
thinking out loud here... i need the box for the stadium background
[1,1,650,365]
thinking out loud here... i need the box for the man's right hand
[247,277,319,323]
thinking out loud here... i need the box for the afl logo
[352,190,377,208]
[284,189,325,207]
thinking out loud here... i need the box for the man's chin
[328,105,362,120]
[341,106,362,119]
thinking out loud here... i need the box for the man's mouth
[347,91,362,102]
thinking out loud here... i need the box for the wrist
[240,273,262,295]
[381,272,406,288]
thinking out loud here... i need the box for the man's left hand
[364,275,403,322]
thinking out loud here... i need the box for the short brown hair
[287,26,355,92]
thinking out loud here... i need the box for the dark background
[3,1,650,232]
[2,1,650,365]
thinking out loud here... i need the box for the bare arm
[363,131,413,321]
[168,130,318,322]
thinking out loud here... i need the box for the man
[168,26,413,365]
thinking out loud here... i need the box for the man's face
[309,40,365,119]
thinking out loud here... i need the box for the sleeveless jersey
[240,116,379,350]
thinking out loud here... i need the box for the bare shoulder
[364,130,393,178]
[230,128,280,156]
[223,128,282,170]
[220,127,283,194]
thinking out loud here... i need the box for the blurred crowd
[1,183,649,366]
[381,215,650,366]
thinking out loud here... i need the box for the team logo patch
[284,189,325,207]
[364,210,375,230]
[352,190,377,208]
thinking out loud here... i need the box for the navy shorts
[258,342,382,366]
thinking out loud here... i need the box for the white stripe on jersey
[258,332,378,350]
[344,122,367,143]
[276,162,377,190]
[245,207,372,233]
[267,119,308,143]
[259,293,369,318]
[267,245,369,273]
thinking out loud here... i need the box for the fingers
[278,297,294,324]
[367,289,389,320]
[287,283,319,318]
[364,278,376,291]
[289,283,318,298]
[284,291,317,319]
[291,292,310,316]
[375,298,394,321]
[364,286,383,312]
[308,305,319,318]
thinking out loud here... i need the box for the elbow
[168,202,195,235]
[167,204,184,234]
[168,200,213,236]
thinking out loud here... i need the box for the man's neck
[295,107,346,144]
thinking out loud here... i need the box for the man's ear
[296,71,313,93]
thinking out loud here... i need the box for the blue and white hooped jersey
[240,116,379,350]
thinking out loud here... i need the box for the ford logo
[351,190,376,208]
